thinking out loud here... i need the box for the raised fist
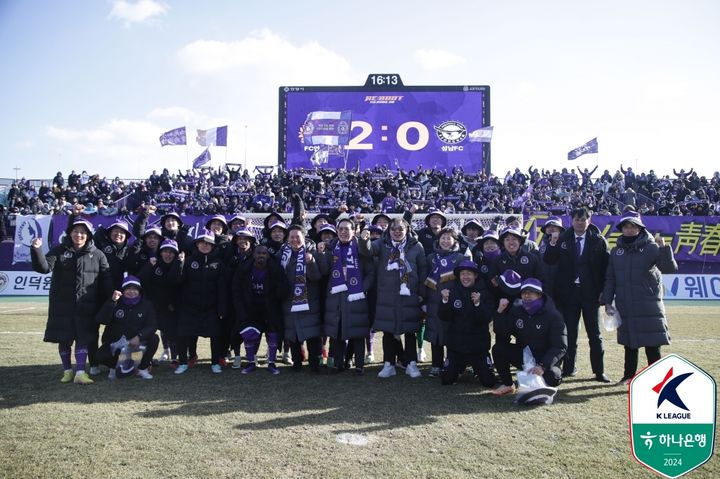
[111,290,122,302]
[655,233,665,247]
[497,298,510,313]
[305,252,314,263]
[178,252,185,262]
[550,231,560,246]
[31,238,42,249]
[149,257,157,266]
[471,291,481,304]
[317,242,326,253]
[440,289,450,303]
[359,230,370,241]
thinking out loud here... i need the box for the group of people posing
[30,196,678,399]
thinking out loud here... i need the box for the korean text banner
[281,88,488,173]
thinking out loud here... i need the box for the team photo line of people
[22,169,683,402]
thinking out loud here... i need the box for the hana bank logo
[653,367,694,419]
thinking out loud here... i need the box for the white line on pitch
[0,331,43,335]
[0,307,37,313]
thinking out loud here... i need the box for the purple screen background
[282,89,487,172]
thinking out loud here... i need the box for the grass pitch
[0,299,718,478]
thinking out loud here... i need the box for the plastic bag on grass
[515,346,557,405]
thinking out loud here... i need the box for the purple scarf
[281,244,309,312]
[424,252,457,290]
[329,239,366,302]
[522,297,544,316]
[387,239,411,296]
[121,296,142,307]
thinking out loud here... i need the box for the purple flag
[568,138,598,160]
[192,148,211,168]
[196,126,228,147]
[159,127,186,146]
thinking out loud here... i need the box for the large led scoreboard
[278,74,491,173]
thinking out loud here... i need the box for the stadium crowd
[3,165,719,221]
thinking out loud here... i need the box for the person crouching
[438,261,497,387]
[95,276,159,380]
[491,278,567,396]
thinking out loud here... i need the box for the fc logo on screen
[433,121,467,144]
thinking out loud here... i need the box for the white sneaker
[377,362,396,378]
[365,353,375,364]
[232,356,243,369]
[107,369,116,380]
[429,367,441,377]
[282,352,292,365]
[160,349,170,362]
[136,368,153,380]
[174,364,188,375]
[89,366,101,376]
[211,364,222,374]
[406,361,422,378]
[418,348,427,362]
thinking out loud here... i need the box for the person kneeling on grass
[491,278,567,396]
[438,260,497,387]
[95,276,160,380]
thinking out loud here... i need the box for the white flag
[468,126,493,143]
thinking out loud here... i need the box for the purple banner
[281,88,488,172]
[526,215,720,274]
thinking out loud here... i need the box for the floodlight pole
[13,166,20,181]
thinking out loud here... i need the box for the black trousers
[334,337,365,370]
[623,345,662,378]
[441,349,496,387]
[382,332,418,365]
[96,334,160,370]
[176,336,223,365]
[492,341,562,387]
[291,336,321,371]
[559,288,604,375]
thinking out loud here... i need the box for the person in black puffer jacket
[438,260,496,387]
[31,218,112,385]
[601,211,678,385]
[95,276,160,380]
[137,239,183,366]
[174,230,228,375]
[491,278,567,397]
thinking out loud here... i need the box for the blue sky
[1,0,718,180]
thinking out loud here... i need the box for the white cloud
[109,0,168,24]
[414,49,466,70]
[176,29,352,82]
[47,126,115,142]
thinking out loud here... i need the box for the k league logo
[628,354,716,478]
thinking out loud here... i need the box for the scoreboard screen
[278,83,490,173]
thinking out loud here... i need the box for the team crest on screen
[338,121,349,135]
[433,121,467,144]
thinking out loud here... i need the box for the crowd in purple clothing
[3,164,719,219]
